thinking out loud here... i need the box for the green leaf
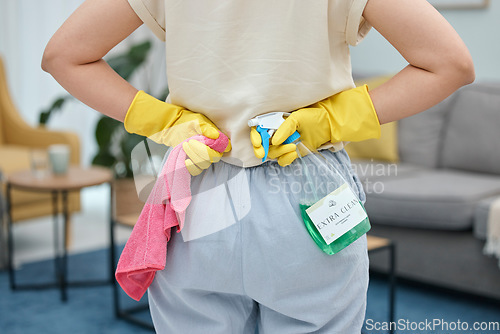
[129,40,152,61]
[94,116,121,148]
[120,133,146,179]
[157,86,170,101]
[121,133,145,157]
[39,111,50,125]
[107,40,152,80]
[52,97,66,109]
[91,150,116,167]
[38,95,73,125]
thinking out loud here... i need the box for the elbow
[459,56,475,86]
[41,56,51,74]
[41,46,57,74]
[447,52,475,88]
[41,48,54,73]
[41,41,69,75]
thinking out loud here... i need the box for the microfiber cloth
[115,133,229,301]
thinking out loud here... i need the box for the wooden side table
[367,234,397,334]
[6,166,114,302]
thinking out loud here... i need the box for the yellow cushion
[345,121,399,163]
[345,74,399,163]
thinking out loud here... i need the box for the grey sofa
[353,82,500,300]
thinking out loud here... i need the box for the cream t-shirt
[128,0,371,167]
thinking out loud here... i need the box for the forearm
[369,63,473,124]
[44,58,137,122]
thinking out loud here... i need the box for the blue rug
[0,248,153,334]
[1,248,499,334]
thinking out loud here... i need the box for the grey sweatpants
[148,149,369,333]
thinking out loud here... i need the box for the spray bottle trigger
[256,125,271,162]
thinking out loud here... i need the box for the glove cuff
[123,90,144,134]
[360,84,381,135]
[124,90,183,137]
[328,84,381,142]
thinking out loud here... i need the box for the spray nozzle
[248,112,300,162]
[247,112,291,129]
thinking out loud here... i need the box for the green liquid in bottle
[299,202,371,255]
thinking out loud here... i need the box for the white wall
[0,0,166,166]
[351,2,499,81]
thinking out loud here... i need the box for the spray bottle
[248,112,370,255]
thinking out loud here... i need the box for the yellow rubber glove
[124,91,231,175]
[250,127,306,166]
[250,127,266,159]
[268,143,298,167]
[268,85,380,166]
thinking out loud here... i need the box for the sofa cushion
[398,95,452,168]
[364,169,500,230]
[440,84,500,175]
[351,160,421,183]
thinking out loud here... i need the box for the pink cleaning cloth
[115,133,229,301]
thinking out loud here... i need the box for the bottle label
[305,183,367,245]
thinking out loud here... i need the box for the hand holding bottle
[270,85,381,166]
